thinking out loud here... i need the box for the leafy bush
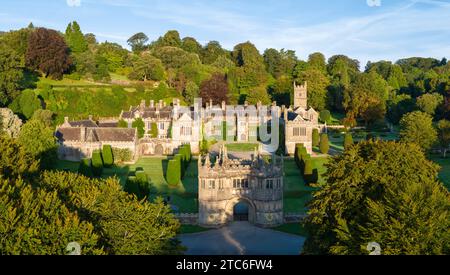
[166,158,181,186]
[112,148,133,164]
[91,150,103,177]
[102,145,114,167]
[132,118,145,138]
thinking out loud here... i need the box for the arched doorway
[155,144,164,155]
[233,201,250,221]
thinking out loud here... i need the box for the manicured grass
[272,223,308,237]
[430,156,450,190]
[178,225,210,234]
[51,160,80,172]
[109,157,199,212]
[226,143,259,152]
[283,158,327,214]
[38,76,105,87]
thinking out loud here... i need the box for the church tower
[294,81,307,109]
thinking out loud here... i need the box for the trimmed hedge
[91,150,104,177]
[294,143,320,186]
[312,128,320,147]
[78,158,93,177]
[125,170,150,199]
[320,134,330,155]
[344,133,354,150]
[166,158,181,186]
[102,145,114,167]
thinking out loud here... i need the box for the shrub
[132,118,145,138]
[78,158,93,177]
[149,122,158,138]
[136,171,150,199]
[125,176,139,196]
[112,148,133,164]
[166,158,181,186]
[102,145,114,167]
[320,134,329,154]
[344,133,354,150]
[91,150,103,177]
[312,129,320,147]
[319,110,332,124]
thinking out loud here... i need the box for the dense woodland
[0,22,449,255]
[0,21,449,125]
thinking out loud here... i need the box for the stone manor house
[56,82,323,161]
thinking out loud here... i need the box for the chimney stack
[221,101,226,111]
[88,115,93,121]
[244,101,248,107]
[150,100,154,108]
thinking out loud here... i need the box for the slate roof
[56,127,136,143]
[68,120,98,128]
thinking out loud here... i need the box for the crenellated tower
[294,81,308,109]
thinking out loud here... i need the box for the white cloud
[67,0,81,8]
[367,0,382,7]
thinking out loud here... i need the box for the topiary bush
[312,128,320,147]
[320,133,330,155]
[344,133,354,150]
[91,150,104,177]
[166,158,181,186]
[78,158,93,177]
[102,145,114,167]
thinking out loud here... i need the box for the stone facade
[56,117,138,161]
[284,82,324,155]
[56,82,323,161]
[198,146,284,228]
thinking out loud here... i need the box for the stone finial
[205,153,210,167]
[88,115,93,121]
[64,116,69,124]
[221,101,226,111]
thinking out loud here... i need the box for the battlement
[293,81,308,109]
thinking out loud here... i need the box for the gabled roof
[68,120,98,128]
[56,127,137,143]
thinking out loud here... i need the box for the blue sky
[1,0,449,67]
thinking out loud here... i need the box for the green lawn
[38,76,106,87]
[283,157,327,214]
[430,156,450,190]
[226,143,258,152]
[51,160,80,172]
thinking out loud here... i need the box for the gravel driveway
[178,222,305,255]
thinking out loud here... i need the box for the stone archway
[225,197,256,224]
[233,201,249,221]
[155,144,164,155]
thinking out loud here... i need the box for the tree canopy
[303,140,450,255]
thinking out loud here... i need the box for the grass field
[283,157,328,214]
[430,156,450,190]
